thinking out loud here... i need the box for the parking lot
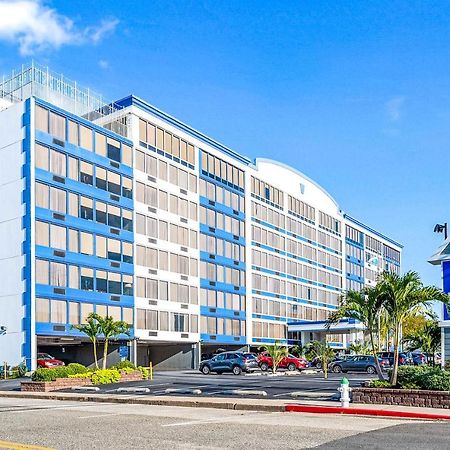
[55,370,375,400]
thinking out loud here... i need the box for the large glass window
[108,205,121,228]
[49,112,66,141]
[35,144,49,171]
[35,105,49,133]
[107,138,120,162]
[80,161,93,185]
[81,267,94,290]
[80,196,93,220]
[50,187,66,214]
[79,125,92,151]
[35,221,49,246]
[108,272,121,294]
[50,224,66,250]
[36,298,50,322]
[50,299,67,323]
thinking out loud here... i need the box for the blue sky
[0,1,448,289]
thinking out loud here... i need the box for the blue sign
[119,345,129,359]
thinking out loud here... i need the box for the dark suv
[199,352,258,375]
[377,352,411,366]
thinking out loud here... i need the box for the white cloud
[98,59,109,69]
[0,0,118,56]
[385,96,406,122]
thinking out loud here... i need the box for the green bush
[68,372,93,379]
[91,369,121,385]
[114,360,136,370]
[66,363,88,375]
[368,380,393,388]
[32,363,88,381]
[138,366,149,380]
[394,365,450,391]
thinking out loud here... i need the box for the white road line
[78,413,123,419]
[162,412,266,427]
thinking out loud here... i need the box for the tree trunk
[102,339,109,370]
[390,323,401,386]
[92,337,99,369]
[369,330,384,380]
[323,357,328,379]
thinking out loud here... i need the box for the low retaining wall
[353,387,450,409]
[21,370,144,392]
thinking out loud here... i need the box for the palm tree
[308,341,335,379]
[72,313,101,369]
[92,314,131,369]
[379,271,449,385]
[326,286,385,380]
[259,342,288,374]
[348,339,370,355]
[403,319,441,366]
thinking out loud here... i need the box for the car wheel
[201,365,211,375]
[287,363,296,372]
[260,362,269,372]
[232,365,242,376]
[366,365,376,375]
[316,362,322,369]
[332,365,342,373]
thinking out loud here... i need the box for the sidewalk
[0,390,449,420]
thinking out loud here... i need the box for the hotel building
[0,64,402,370]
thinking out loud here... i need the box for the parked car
[199,351,258,375]
[37,353,65,368]
[407,352,426,365]
[330,355,388,374]
[377,352,411,366]
[258,352,308,371]
[311,354,351,369]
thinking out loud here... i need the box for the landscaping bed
[21,362,149,392]
[353,365,450,409]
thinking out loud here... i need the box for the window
[35,105,49,133]
[108,272,121,294]
[50,299,66,323]
[36,298,50,322]
[123,209,133,231]
[69,302,80,324]
[96,167,107,190]
[68,157,78,181]
[95,132,107,157]
[35,182,49,209]
[96,235,107,258]
[80,197,93,220]
[80,231,93,255]
[35,144,49,171]
[96,201,107,224]
[50,187,66,214]
[81,267,94,290]
[122,145,132,166]
[107,137,120,162]
[172,313,188,332]
[68,120,78,145]
[79,125,92,151]
[108,205,121,228]
[80,161,93,185]
[122,177,132,199]
[108,171,121,195]
[50,224,66,250]
[50,261,66,286]
[36,259,49,284]
[96,270,107,292]
[50,112,65,141]
[35,221,49,246]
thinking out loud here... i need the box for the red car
[37,353,65,368]
[257,352,308,372]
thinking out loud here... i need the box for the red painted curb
[285,404,450,420]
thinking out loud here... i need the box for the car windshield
[38,353,53,360]
[243,353,256,359]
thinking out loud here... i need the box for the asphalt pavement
[0,370,376,401]
[1,397,447,450]
[70,370,375,400]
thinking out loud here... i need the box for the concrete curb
[0,391,285,412]
[285,404,450,420]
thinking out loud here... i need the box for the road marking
[0,440,54,450]
[78,413,123,419]
[162,412,266,427]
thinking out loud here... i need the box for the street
[0,397,448,450]
[56,370,376,401]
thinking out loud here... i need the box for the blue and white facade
[0,63,402,370]
[429,239,450,365]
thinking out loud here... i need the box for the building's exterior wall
[0,78,403,367]
[0,100,30,367]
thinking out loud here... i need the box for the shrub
[138,366,149,380]
[66,363,88,375]
[368,380,392,389]
[91,369,121,385]
[114,360,136,370]
[394,365,450,391]
[32,363,88,381]
[68,372,93,379]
